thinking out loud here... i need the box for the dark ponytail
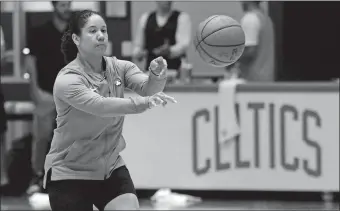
[60,9,103,64]
[61,29,77,64]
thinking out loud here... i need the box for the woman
[44,10,176,211]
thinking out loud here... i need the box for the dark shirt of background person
[133,1,191,72]
[26,1,72,94]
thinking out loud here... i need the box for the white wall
[22,1,99,12]
[131,1,244,74]
[1,2,15,12]
[1,1,100,12]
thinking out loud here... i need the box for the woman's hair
[60,10,103,64]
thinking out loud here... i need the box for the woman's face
[74,14,108,57]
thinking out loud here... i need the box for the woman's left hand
[149,56,168,76]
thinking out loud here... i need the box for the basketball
[194,15,245,67]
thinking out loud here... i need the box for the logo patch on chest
[115,79,122,86]
[90,87,99,93]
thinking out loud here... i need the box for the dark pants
[47,166,137,211]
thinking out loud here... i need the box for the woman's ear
[72,33,80,46]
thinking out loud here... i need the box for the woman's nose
[97,32,104,41]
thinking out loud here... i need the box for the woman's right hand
[147,92,177,108]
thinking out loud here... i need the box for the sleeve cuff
[129,96,150,112]
[149,70,167,80]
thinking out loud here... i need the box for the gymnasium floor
[1,195,339,210]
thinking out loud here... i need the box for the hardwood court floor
[1,195,339,210]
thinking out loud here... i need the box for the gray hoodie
[43,55,166,187]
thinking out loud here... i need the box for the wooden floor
[1,195,339,210]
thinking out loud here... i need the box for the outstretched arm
[123,58,167,96]
[54,71,150,117]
